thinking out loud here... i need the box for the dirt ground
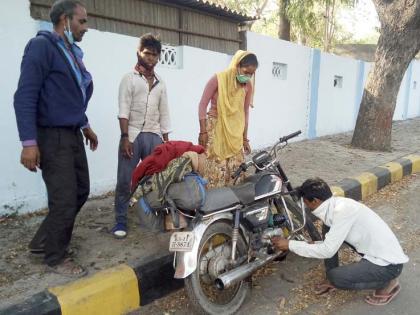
[1,118,420,309]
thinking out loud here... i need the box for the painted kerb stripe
[330,185,345,197]
[379,162,404,183]
[0,291,61,315]
[132,254,183,306]
[351,172,377,201]
[405,155,420,172]
[337,178,362,201]
[368,167,391,190]
[335,155,420,201]
[394,158,413,176]
[48,264,140,315]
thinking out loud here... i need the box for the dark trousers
[29,127,90,266]
[322,225,403,290]
[114,132,162,225]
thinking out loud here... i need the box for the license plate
[169,231,194,252]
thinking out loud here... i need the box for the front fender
[173,213,234,279]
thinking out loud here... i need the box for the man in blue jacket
[14,0,98,277]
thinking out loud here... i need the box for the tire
[274,197,322,241]
[184,221,251,315]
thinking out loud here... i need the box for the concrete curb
[0,256,181,315]
[2,154,420,315]
[330,154,420,200]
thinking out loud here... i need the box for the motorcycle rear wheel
[184,221,250,315]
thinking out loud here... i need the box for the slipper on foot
[46,258,87,279]
[365,283,401,306]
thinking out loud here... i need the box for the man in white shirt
[272,178,408,306]
[112,34,171,238]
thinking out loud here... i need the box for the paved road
[137,174,420,315]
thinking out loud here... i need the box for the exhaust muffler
[215,251,285,290]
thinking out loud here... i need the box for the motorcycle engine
[250,227,285,254]
[262,228,285,245]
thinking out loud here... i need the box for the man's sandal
[365,283,401,306]
[46,258,88,278]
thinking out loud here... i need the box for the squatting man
[272,178,408,306]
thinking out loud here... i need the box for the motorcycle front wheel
[184,221,250,315]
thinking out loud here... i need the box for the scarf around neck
[135,54,155,83]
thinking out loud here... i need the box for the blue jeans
[114,132,162,225]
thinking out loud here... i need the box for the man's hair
[296,178,333,202]
[139,33,162,54]
[50,0,84,26]
[239,53,258,68]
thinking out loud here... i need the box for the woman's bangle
[243,138,249,142]
[199,131,208,135]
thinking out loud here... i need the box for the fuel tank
[242,172,283,200]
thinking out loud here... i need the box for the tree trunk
[351,0,420,151]
[278,0,290,40]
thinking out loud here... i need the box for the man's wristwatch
[120,133,129,139]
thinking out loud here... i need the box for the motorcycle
[168,130,322,314]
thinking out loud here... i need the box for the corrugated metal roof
[158,0,256,22]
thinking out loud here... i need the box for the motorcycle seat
[199,188,241,213]
[199,181,257,214]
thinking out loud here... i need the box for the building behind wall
[29,0,255,54]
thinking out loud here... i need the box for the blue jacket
[14,31,93,142]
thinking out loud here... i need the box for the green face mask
[236,74,251,84]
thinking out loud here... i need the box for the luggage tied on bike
[135,153,207,231]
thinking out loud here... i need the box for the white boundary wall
[1,1,420,214]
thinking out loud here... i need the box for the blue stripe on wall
[353,60,365,125]
[403,61,413,120]
[308,48,321,139]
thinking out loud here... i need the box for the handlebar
[231,161,251,179]
[279,130,301,143]
[232,163,245,179]
[231,130,302,179]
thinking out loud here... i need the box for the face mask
[236,73,251,84]
[64,19,74,45]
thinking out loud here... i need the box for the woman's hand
[198,132,208,148]
[243,139,251,155]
